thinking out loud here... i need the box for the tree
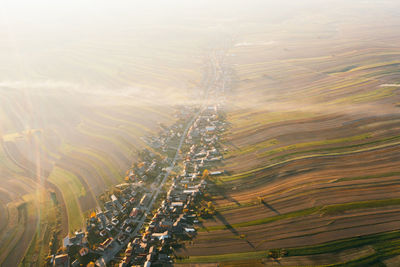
[207,201,215,211]
[202,169,210,180]
[268,248,286,259]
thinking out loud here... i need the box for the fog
[1,0,397,98]
[1,0,399,110]
[2,1,400,266]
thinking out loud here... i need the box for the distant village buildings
[51,104,225,266]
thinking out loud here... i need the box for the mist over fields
[1,0,400,266]
[1,0,399,94]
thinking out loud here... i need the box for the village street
[94,51,222,266]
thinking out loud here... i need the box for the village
[48,103,226,267]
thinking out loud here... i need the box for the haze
[1,0,400,266]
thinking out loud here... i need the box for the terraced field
[1,1,400,266]
[0,6,215,264]
[0,88,177,265]
[176,1,400,265]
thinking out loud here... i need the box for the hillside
[1,1,400,266]
[0,4,211,265]
[0,87,177,265]
[176,1,400,266]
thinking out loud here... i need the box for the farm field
[176,1,400,266]
[0,89,176,266]
[0,5,220,264]
[1,0,400,266]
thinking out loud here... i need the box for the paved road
[96,105,206,266]
[96,52,218,266]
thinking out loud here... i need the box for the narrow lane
[96,51,218,265]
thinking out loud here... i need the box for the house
[130,207,139,218]
[152,231,170,240]
[208,148,219,155]
[125,226,133,233]
[159,220,173,229]
[208,156,222,162]
[149,221,157,228]
[97,212,107,226]
[171,202,184,207]
[53,254,69,267]
[194,151,207,158]
[62,231,86,248]
[146,253,153,262]
[79,247,89,257]
[149,246,155,254]
[98,237,113,251]
[183,189,199,195]
[100,230,107,237]
[104,210,112,220]
[62,236,71,248]
[104,201,113,211]
[125,244,133,257]
[111,195,123,210]
[135,242,148,254]
[112,209,119,217]
[205,126,216,132]
[204,137,213,143]
[111,218,119,226]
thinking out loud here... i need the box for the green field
[220,136,400,183]
[179,230,400,266]
[48,167,85,232]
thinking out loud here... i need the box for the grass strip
[200,198,400,232]
[220,136,400,182]
[176,250,268,263]
[178,230,400,265]
[336,171,400,183]
[260,133,373,159]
